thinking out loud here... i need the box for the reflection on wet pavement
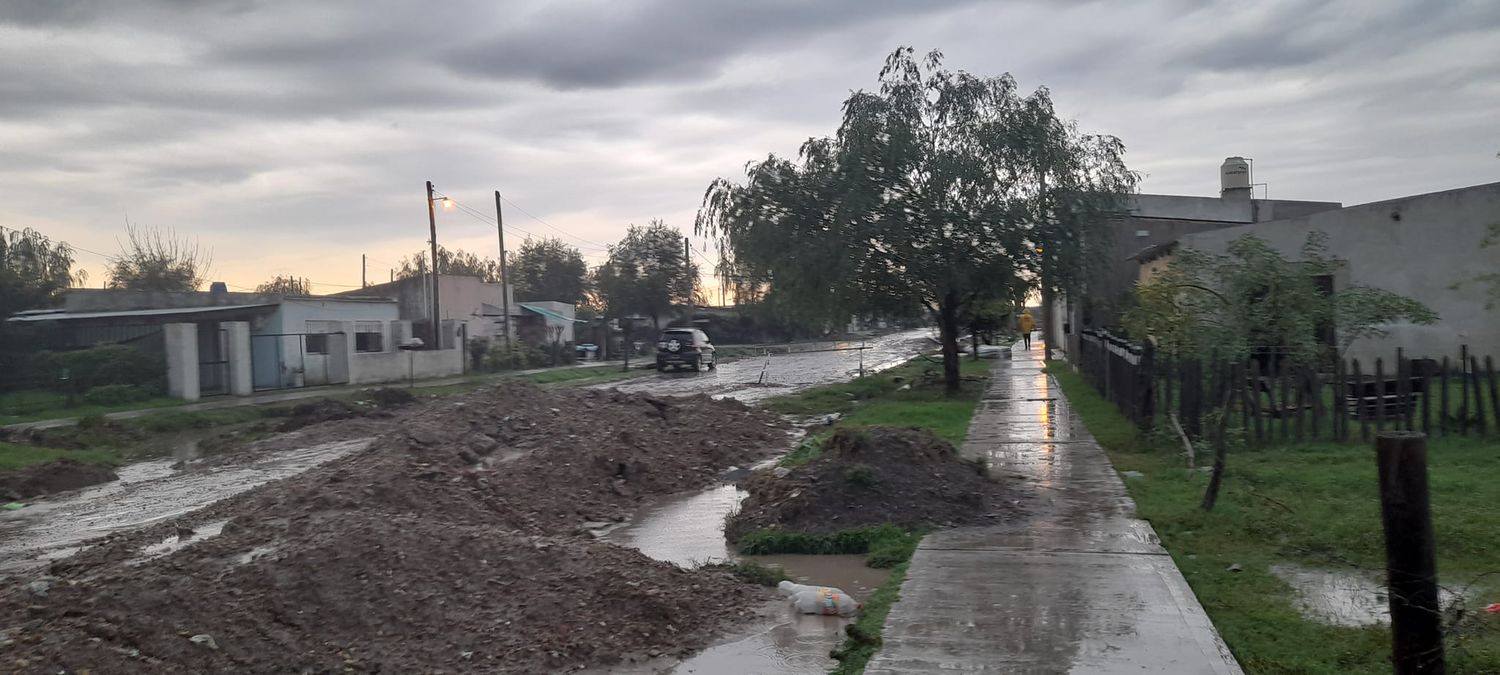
[597,329,932,403]
[868,344,1243,674]
[0,437,372,578]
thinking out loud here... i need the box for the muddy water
[0,437,372,579]
[1271,563,1463,627]
[606,486,889,674]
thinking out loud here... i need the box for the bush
[82,384,151,406]
[30,345,165,394]
[482,343,552,371]
[735,523,921,568]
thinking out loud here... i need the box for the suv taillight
[657,341,668,349]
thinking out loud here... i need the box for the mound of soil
[725,426,1017,541]
[0,382,790,673]
[0,459,118,501]
[274,397,367,432]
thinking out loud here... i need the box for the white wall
[1180,182,1500,362]
[251,298,399,389]
[350,347,464,385]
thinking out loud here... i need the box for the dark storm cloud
[442,0,987,89]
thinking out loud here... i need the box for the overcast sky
[3,0,1498,296]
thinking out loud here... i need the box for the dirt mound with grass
[0,382,790,674]
[0,459,118,501]
[725,426,1018,541]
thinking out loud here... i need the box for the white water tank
[1221,156,1251,192]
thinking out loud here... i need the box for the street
[599,328,934,403]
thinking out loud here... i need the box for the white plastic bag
[778,580,861,617]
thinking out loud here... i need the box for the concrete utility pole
[425,180,442,349]
[361,254,367,288]
[495,191,513,356]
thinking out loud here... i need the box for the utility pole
[361,254,367,288]
[495,191,513,356]
[425,181,442,349]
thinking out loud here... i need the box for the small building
[344,274,579,349]
[7,284,464,400]
[1176,180,1500,361]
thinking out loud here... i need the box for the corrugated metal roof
[519,304,585,323]
[5,303,278,322]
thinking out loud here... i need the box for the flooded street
[606,483,888,675]
[0,437,372,579]
[598,329,933,403]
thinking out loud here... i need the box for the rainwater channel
[603,481,889,674]
[0,437,372,579]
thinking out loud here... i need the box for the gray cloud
[0,0,1495,293]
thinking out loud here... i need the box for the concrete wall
[1180,181,1500,362]
[163,323,198,401]
[251,298,399,390]
[348,275,515,342]
[350,347,464,385]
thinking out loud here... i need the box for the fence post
[1375,432,1445,675]
[1470,356,1486,435]
[1486,357,1499,433]
[1138,340,1155,430]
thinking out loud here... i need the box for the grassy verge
[699,560,792,587]
[1045,360,1500,674]
[0,441,120,471]
[736,524,922,569]
[0,395,183,426]
[831,561,910,675]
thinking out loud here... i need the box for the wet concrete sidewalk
[866,342,1243,674]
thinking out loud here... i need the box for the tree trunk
[1200,387,1238,511]
[938,292,962,395]
[1040,285,1056,357]
[969,319,980,361]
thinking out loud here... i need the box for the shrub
[30,345,165,394]
[82,384,151,406]
[843,463,877,488]
[482,343,552,371]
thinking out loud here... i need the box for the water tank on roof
[1221,156,1251,192]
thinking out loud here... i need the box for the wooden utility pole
[425,181,442,349]
[361,254,367,288]
[495,191,513,356]
[1375,431,1445,675]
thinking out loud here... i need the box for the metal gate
[198,327,230,396]
[250,332,349,391]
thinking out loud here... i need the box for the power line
[497,194,610,250]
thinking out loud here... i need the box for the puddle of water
[0,437,373,578]
[606,486,892,675]
[132,519,229,564]
[1271,563,1461,627]
[607,485,744,567]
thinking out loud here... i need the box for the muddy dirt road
[600,329,933,403]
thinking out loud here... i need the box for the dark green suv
[655,328,716,372]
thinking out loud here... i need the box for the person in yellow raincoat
[1018,311,1035,350]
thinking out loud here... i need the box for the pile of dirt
[725,426,1018,541]
[0,459,118,501]
[273,397,368,432]
[0,381,790,673]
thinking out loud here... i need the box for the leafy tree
[1123,232,1438,366]
[106,223,211,292]
[255,275,311,295]
[593,220,698,327]
[510,237,588,304]
[697,47,1136,393]
[396,246,500,283]
[1,226,82,318]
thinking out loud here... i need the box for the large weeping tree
[698,47,1138,393]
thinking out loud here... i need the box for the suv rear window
[661,330,695,342]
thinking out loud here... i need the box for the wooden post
[1460,346,1470,435]
[1440,357,1450,436]
[1353,359,1370,441]
[1252,359,1266,443]
[1375,358,1387,433]
[1375,432,1445,675]
[1278,358,1290,441]
[1338,358,1350,444]
[1138,340,1155,430]
[1472,356,1488,435]
[1487,356,1499,434]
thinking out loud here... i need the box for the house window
[305,334,329,354]
[354,321,384,353]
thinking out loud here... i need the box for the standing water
[605,484,889,674]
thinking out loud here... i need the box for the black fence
[1075,330,1499,445]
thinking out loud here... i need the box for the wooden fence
[1075,330,1500,445]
